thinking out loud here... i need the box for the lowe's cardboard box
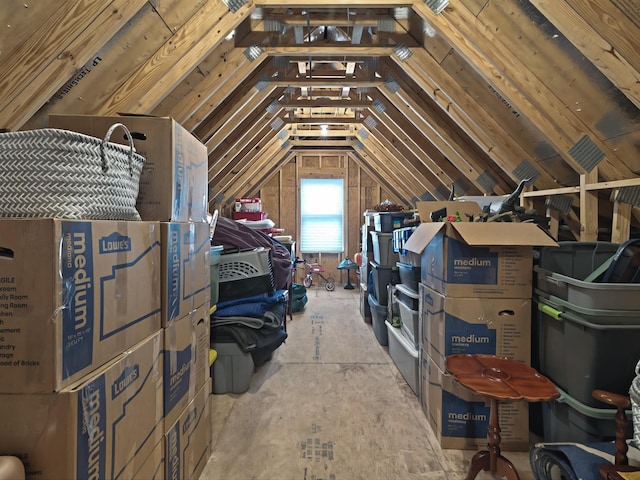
[420,353,529,451]
[403,221,556,298]
[49,114,208,223]
[161,222,211,326]
[163,303,210,430]
[0,331,164,480]
[135,438,166,480]
[165,382,211,480]
[0,218,161,393]
[419,284,531,372]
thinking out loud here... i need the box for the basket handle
[101,123,135,176]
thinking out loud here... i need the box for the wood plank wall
[223,152,404,286]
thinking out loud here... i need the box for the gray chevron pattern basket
[0,123,145,220]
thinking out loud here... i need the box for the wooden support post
[579,169,599,241]
[611,193,631,244]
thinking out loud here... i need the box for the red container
[232,211,267,221]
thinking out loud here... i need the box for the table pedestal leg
[464,399,520,480]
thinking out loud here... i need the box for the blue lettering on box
[98,232,132,254]
[163,345,192,415]
[172,128,185,220]
[77,376,106,479]
[447,238,498,285]
[183,407,197,434]
[62,222,95,378]
[445,314,496,357]
[167,422,181,480]
[168,224,182,322]
[441,390,489,438]
[111,365,140,399]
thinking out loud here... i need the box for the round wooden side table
[445,354,559,480]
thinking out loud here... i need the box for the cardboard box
[163,303,210,430]
[161,222,211,326]
[419,284,531,372]
[165,383,211,480]
[0,331,164,480]
[420,352,529,451]
[49,114,208,223]
[416,201,481,223]
[403,222,556,298]
[0,218,161,393]
[135,438,166,480]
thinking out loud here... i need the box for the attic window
[300,178,344,253]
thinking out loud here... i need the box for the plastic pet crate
[535,241,640,311]
[535,299,640,408]
[218,247,275,302]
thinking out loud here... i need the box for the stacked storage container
[0,114,212,479]
[385,226,421,396]
[533,241,640,443]
[368,211,412,345]
[359,213,375,324]
[402,201,557,451]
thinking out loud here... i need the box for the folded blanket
[215,289,287,319]
[529,442,616,480]
[530,441,640,480]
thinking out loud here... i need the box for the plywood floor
[201,287,536,480]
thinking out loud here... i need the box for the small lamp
[337,257,359,290]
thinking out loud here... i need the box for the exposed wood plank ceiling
[1,0,639,236]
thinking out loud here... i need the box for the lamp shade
[337,258,358,270]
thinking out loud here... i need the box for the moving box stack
[0,114,212,480]
[402,201,557,451]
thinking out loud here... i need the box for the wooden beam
[530,0,640,109]
[412,1,631,181]
[0,0,147,130]
[97,0,255,114]
[262,46,393,56]
[579,169,599,241]
[611,198,632,244]
[167,46,265,128]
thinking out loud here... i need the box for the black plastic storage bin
[370,260,400,305]
[541,387,633,443]
[374,212,414,233]
[368,293,388,345]
[396,262,420,293]
[536,299,640,408]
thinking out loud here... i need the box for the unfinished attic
[0,1,640,480]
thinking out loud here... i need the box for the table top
[445,354,560,402]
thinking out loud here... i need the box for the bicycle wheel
[303,275,313,288]
[325,277,335,291]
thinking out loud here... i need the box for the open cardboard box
[404,221,557,298]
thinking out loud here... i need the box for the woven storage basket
[631,359,640,444]
[0,123,145,220]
